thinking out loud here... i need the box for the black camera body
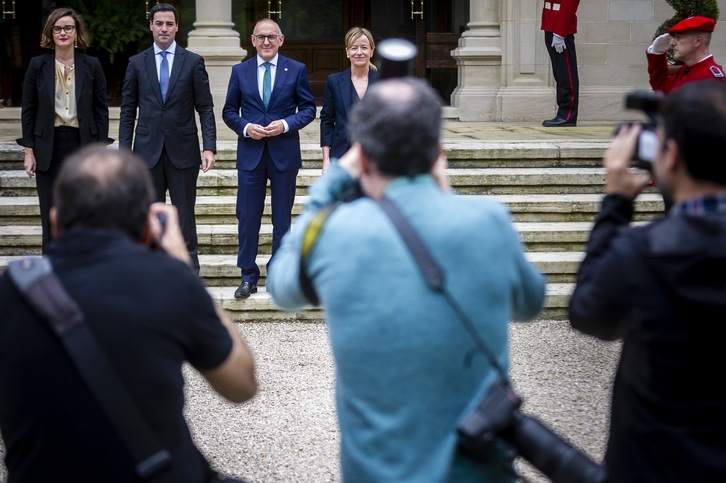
[458,378,607,483]
[615,90,664,171]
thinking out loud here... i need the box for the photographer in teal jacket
[268,78,545,482]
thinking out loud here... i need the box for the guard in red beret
[541,0,580,127]
[647,16,724,94]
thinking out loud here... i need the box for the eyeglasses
[52,25,75,34]
[255,34,278,43]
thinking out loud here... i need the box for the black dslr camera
[458,378,606,483]
[615,90,664,171]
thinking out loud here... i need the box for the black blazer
[119,45,216,169]
[17,51,109,171]
[320,67,377,160]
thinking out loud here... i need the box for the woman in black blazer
[320,27,377,172]
[18,8,109,252]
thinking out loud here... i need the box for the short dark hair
[150,3,178,24]
[349,78,442,177]
[663,81,726,184]
[40,8,89,49]
[53,146,155,240]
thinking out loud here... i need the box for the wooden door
[239,0,357,104]
[238,0,468,104]
[368,0,468,104]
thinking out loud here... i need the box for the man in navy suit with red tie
[223,18,316,299]
[120,3,216,274]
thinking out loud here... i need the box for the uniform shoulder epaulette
[710,66,725,78]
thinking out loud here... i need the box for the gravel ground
[0,319,620,482]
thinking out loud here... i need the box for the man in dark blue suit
[120,3,216,274]
[223,18,316,298]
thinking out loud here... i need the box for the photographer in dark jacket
[0,146,256,482]
[569,80,726,482]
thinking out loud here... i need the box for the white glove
[648,33,672,54]
[551,34,566,54]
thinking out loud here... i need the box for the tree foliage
[65,0,150,63]
[656,0,720,37]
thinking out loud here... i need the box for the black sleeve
[19,57,40,148]
[90,56,110,144]
[172,269,233,371]
[119,58,139,150]
[568,194,644,340]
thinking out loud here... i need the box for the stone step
[0,251,584,288]
[193,167,624,196]
[0,139,628,322]
[0,141,608,170]
[0,221,649,256]
[1,166,658,198]
[210,283,574,322]
[197,252,586,285]
[0,251,573,321]
[0,193,664,226]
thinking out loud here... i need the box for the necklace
[56,58,74,69]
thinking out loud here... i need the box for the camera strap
[297,194,510,382]
[7,257,175,482]
[299,201,342,306]
[377,197,510,382]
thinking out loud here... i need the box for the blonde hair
[345,27,376,71]
[41,8,88,49]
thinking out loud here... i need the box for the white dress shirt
[153,41,176,83]
[243,53,289,137]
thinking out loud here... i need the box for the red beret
[668,16,716,35]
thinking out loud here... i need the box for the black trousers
[36,126,81,253]
[544,31,579,123]
[149,146,200,274]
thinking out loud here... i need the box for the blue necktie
[263,62,271,108]
[159,51,169,103]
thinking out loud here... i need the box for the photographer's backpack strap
[375,201,607,483]
[7,257,174,482]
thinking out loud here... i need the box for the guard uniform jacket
[648,52,725,93]
[541,0,579,37]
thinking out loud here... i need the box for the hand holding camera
[608,90,666,199]
[604,124,653,200]
[147,202,192,266]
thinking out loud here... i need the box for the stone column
[450,0,503,121]
[186,0,246,126]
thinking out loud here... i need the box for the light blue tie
[263,62,271,108]
[159,51,169,103]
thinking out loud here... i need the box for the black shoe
[234,281,257,299]
[542,117,577,127]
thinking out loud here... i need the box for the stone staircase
[0,141,662,321]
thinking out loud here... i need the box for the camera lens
[375,38,418,79]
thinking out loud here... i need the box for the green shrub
[66,0,150,63]
[654,0,720,63]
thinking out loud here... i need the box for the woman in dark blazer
[18,7,109,252]
[320,27,377,172]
